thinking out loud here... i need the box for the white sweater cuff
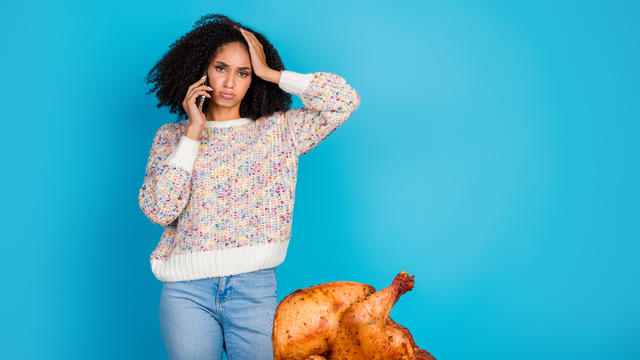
[163,135,200,172]
[279,70,314,96]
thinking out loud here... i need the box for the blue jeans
[159,267,278,360]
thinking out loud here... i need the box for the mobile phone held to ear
[196,71,208,111]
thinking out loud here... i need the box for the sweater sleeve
[278,70,361,157]
[138,124,199,226]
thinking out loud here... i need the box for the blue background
[1,0,638,359]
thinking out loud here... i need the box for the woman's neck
[205,105,242,122]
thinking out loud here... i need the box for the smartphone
[196,70,208,111]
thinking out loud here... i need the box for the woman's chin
[211,98,239,108]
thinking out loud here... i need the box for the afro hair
[145,13,292,121]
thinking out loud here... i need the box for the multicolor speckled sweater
[138,70,360,282]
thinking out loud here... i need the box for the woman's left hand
[235,25,280,84]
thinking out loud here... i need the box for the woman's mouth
[219,92,235,99]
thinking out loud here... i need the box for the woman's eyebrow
[215,61,251,70]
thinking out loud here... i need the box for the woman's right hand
[182,75,213,140]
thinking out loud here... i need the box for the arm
[278,70,361,157]
[233,27,360,157]
[138,124,199,226]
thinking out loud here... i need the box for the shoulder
[253,111,287,130]
[148,120,186,151]
[156,120,187,138]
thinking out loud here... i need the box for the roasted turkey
[272,271,436,360]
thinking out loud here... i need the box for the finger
[243,36,257,58]
[239,27,260,49]
[251,36,263,49]
[189,75,207,89]
[243,30,258,47]
[189,88,211,100]
[237,29,251,47]
[241,37,267,71]
[246,35,265,61]
[186,75,207,97]
[189,90,211,104]
[193,89,211,99]
[237,27,249,42]
[186,81,212,100]
[197,84,214,92]
[244,30,263,48]
[242,30,256,50]
[237,29,267,68]
[244,34,262,57]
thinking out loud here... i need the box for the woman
[139,13,360,359]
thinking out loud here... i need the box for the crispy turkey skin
[272,271,437,360]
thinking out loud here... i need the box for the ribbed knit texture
[138,70,361,282]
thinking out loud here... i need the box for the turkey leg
[331,271,436,360]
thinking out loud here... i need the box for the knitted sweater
[139,70,361,282]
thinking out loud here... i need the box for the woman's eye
[215,66,248,77]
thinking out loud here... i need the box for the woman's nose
[224,75,235,88]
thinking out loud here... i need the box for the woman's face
[206,41,252,109]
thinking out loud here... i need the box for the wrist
[186,125,203,140]
[262,68,282,84]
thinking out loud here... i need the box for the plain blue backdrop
[1,0,638,359]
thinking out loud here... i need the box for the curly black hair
[144,13,292,121]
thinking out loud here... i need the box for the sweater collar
[204,117,253,129]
